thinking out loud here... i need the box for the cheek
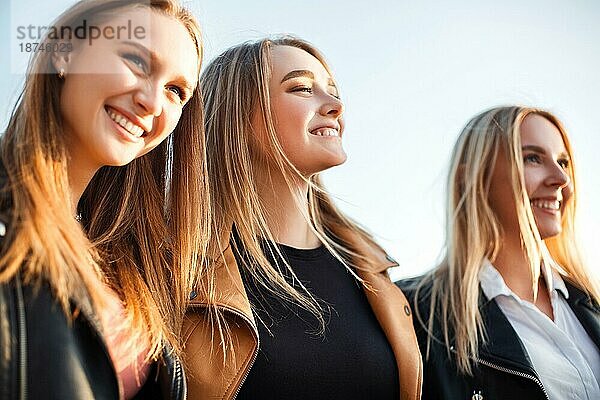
[488,168,515,218]
[145,107,182,150]
[523,168,541,198]
[163,106,183,133]
[272,97,308,136]
[562,182,574,204]
[60,76,96,134]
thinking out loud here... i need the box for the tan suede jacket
[182,232,422,400]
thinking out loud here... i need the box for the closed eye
[291,86,313,94]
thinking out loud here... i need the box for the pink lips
[530,196,562,216]
[309,123,340,134]
[105,105,152,134]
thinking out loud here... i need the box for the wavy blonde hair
[0,0,209,360]
[200,36,386,339]
[416,106,600,374]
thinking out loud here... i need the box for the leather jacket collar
[184,229,423,400]
[399,276,600,400]
[479,280,600,373]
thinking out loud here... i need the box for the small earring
[58,68,65,79]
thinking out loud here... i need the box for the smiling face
[488,114,572,240]
[55,8,199,173]
[264,45,346,176]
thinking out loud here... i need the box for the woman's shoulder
[395,274,434,301]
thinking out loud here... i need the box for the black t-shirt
[236,242,399,399]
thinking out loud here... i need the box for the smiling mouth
[531,199,561,214]
[310,127,340,137]
[105,107,146,138]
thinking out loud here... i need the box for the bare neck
[257,169,320,249]
[68,153,100,218]
[492,238,536,301]
[491,233,554,319]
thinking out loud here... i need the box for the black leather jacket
[397,276,600,400]
[0,220,187,399]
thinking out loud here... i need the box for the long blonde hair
[200,36,387,336]
[0,0,209,359]
[417,106,600,374]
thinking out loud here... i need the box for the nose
[319,94,345,119]
[546,161,571,190]
[133,80,164,117]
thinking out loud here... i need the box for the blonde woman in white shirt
[399,106,600,400]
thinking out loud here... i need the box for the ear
[51,41,73,76]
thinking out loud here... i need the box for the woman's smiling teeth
[310,128,339,137]
[531,199,560,211]
[107,108,145,138]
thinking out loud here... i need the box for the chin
[102,154,139,168]
[329,150,347,166]
[319,156,347,172]
[331,156,347,168]
[539,226,562,240]
[298,153,347,176]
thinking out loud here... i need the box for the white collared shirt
[479,260,600,400]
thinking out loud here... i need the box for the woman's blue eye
[168,85,186,102]
[124,53,147,72]
[524,154,542,164]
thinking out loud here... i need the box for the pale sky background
[1,0,599,280]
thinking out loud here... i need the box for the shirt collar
[479,259,569,301]
[548,264,569,299]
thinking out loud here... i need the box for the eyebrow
[522,145,570,159]
[280,69,339,93]
[522,145,546,154]
[122,41,195,93]
[281,69,314,83]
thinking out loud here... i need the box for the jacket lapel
[183,246,259,400]
[359,269,423,400]
[184,227,424,400]
[191,245,255,321]
[478,293,537,374]
[564,281,600,349]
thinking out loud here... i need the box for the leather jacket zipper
[189,303,259,400]
[447,342,549,400]
[475,357,549,400]
[15,276,27,400]
[172,354,186,400]
[227,305,259,400]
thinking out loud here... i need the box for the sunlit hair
[414,105,600,375]
[200,36,386,345]
[0,0,209,362]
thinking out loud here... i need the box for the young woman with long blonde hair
[182,36,422,400]
[399,106,600,399]
[0,1,208,398]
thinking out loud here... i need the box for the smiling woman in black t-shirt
[182,36,423,400]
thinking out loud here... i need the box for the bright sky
[1,0,598,280]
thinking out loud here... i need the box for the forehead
[270,45,331,82]
[520,114,567,153]
[101,8,199,83]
